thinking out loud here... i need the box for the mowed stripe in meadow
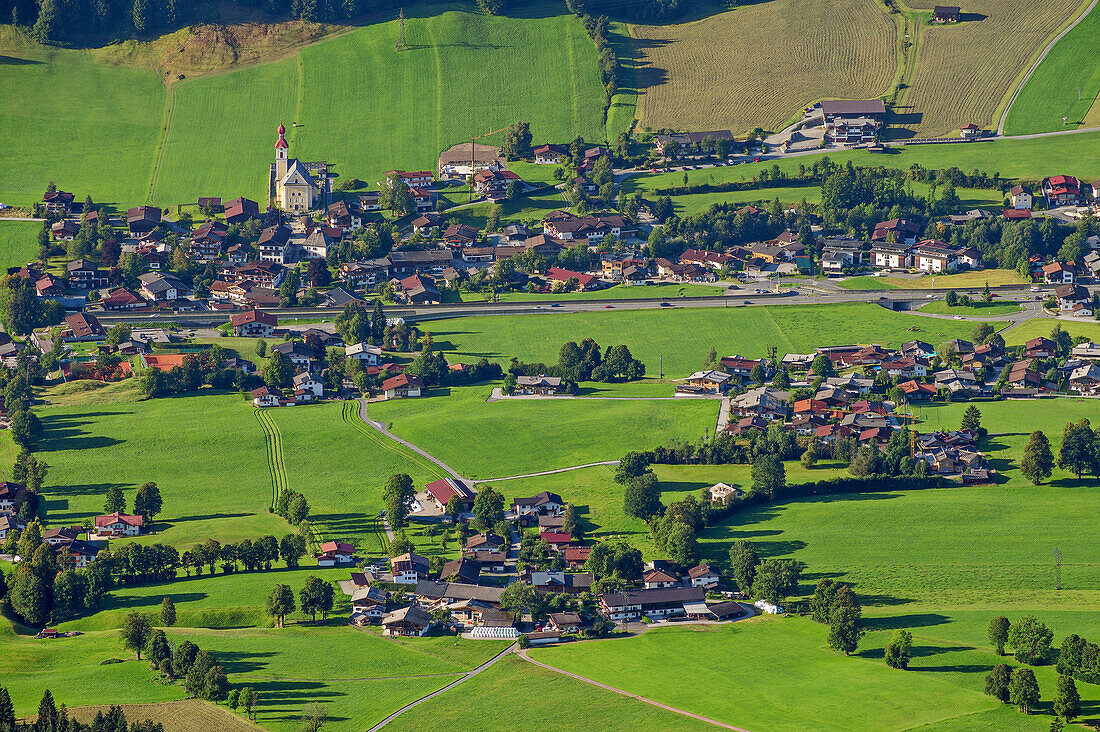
[631,0,896,133]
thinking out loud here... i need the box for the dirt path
[470,461,620,484]
[997,0,1100,135]
[367,642,517,731]
[513,650,752,731]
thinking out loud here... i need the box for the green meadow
[1004,3,1100,135]
[0,3,612,209]
[0,220,42,271]
[917,301,1024,316]
[419,302,981,377]
[369,383,719,479]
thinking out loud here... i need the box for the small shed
[932,5,960,21]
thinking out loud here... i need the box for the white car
[953,315,964,320]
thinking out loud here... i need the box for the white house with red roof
[316,541,356,566]
[425,478,476,512]
[231,310,277,337]
[1042,175,1082,206]
[382,373,423,399]
[94,512,143,537]
[546,267,596,291]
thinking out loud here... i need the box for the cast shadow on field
[108,592,208,610]
[311,512,379,537]
[239,679,344,710]
[861,613,950,631]
[0,55,42,65]
[210,649,278,675]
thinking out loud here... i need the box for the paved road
[997,0,1100,135]
[356,398,467,481]
[470,460,621,484]
[514,649,752,731]
[367,642,518,731]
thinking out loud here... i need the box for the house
[870,242,911,269]
[94,511,143,537]
[251,386,281,407]
[707,482,743,503]
[60,539,102,568]
[546,267,596,291]
[1055,283,1089,311]
[340,258,392,288]
[653,130,737,155]
[959,123,984,138]
[530,571,593,596]
[932,5,960,21]
[271,341,314,369]
[0,482,27,512]
[731,386,790,420]
[390,552,430,584]
[231,310,277,337]
[872,218,921,246]
[547,611,586,633]
[411,213,443,236]
[465,532,506,553]
[1024,337,1057,358]
[126,205,161,236]
[513,375,563,396]
[443,224,478,247]
[533,144,567,164]
[345,342,382,365]
[511,491,563,516]
[1042,262,1074,284]
[381,605,433,637]
[347,586,389,624]
[35,274,64,298]
[384,170,433,187]
[51,220,79,241]
[599,586,706,621]
[1042,175,1081,206]
[397,274,441,304]
[643,569,681,589]
[382,373,424,399]
[681,370,732,394]
[389,249,453,276]
[138,272,189,302]
[64,312,106,341]
[257,225,295,264]
[42,189,75,215]
[898,379,937,401]
[912,240,959,273]
[540,531,573,551]
[425,477,476,512]
[224,197,261,225]
[1004,208,1032,220]
[1009,185,1033,210]
[820,99,886,143]
[562,545,592,570]
[292,372,323,398]
[1070,342,1100,361]
[0,513,25,542]
[1069,364,1100,395]
[688,563,721,588]
[439,558,481,584]
[472,168,521,196]
[302,229,336,260]
[324,200,363,231]
[316,541,355,566]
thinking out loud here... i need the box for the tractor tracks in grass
[254,407,287,511]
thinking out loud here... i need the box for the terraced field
[896,0,1086,136]
[630,0,896,133]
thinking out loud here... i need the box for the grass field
[897,0,1086,136]
[369,383,718,479]
[0,2,609,209]
[0,220,41,271]
[419,303,980,378]
[840,269,1032,290]
[629,0,896,133]
[386,654,713,732]
[455,281,730,302]
[1003,1,1100,134]
[917,300,1023,315]
[1001,317,1100,345]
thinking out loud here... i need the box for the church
[270,124,331,213]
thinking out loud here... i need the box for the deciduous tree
[1009,667,1040,713]
[989,616,1010,655]
[121,611,152,659]
[382,473,416,529]
[1020,431,1055,485]
[1009,614,1054,665]
[985,663,1012,702]
[266,584,295,628]
[884,629,913,669]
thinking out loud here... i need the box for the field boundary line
[470,461,619,483]
[367,642,517,731]
[997,0,1099,134]
[340,400,448,481]
[349,399,463,481]
[146,84,176,204]
[514,650,751,731]
[253,408,287,510]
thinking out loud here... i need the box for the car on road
[925,294,934,298]
[953,315,964,319]
[659,302,671,307]
[603,305,614,308]
[753,156,761,162]
[744,300,753,304]
[1030,286,1040,292]
[652,168,659,173]
[550,303,561,307]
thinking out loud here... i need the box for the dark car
[659,302,671,307]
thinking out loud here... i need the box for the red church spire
[275,123,288,150]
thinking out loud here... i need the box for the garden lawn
[1004,0,1100,134]
[917,301,1023,315]
[386,655,714,732]
[420,303,981,378]
[530,619,1018,732]
[0,220,41,271]
[836,276,900,290]
[368,383,718,479]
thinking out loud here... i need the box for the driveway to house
[470,460,621,484]
[367,642,518,731]
[514,649,752,731]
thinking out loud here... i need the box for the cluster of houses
[332,485,744,640]
[0,497,145,567]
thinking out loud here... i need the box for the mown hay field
[630,0,896,133]
[33,700,260,732]
[897,0,1085,136]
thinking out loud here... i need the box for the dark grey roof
[413,580,504,604]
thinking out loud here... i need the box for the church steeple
[275,123,289,179]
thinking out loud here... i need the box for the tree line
[0,685,165,731]
[985,614,1081,722]
[504,337,645,391]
